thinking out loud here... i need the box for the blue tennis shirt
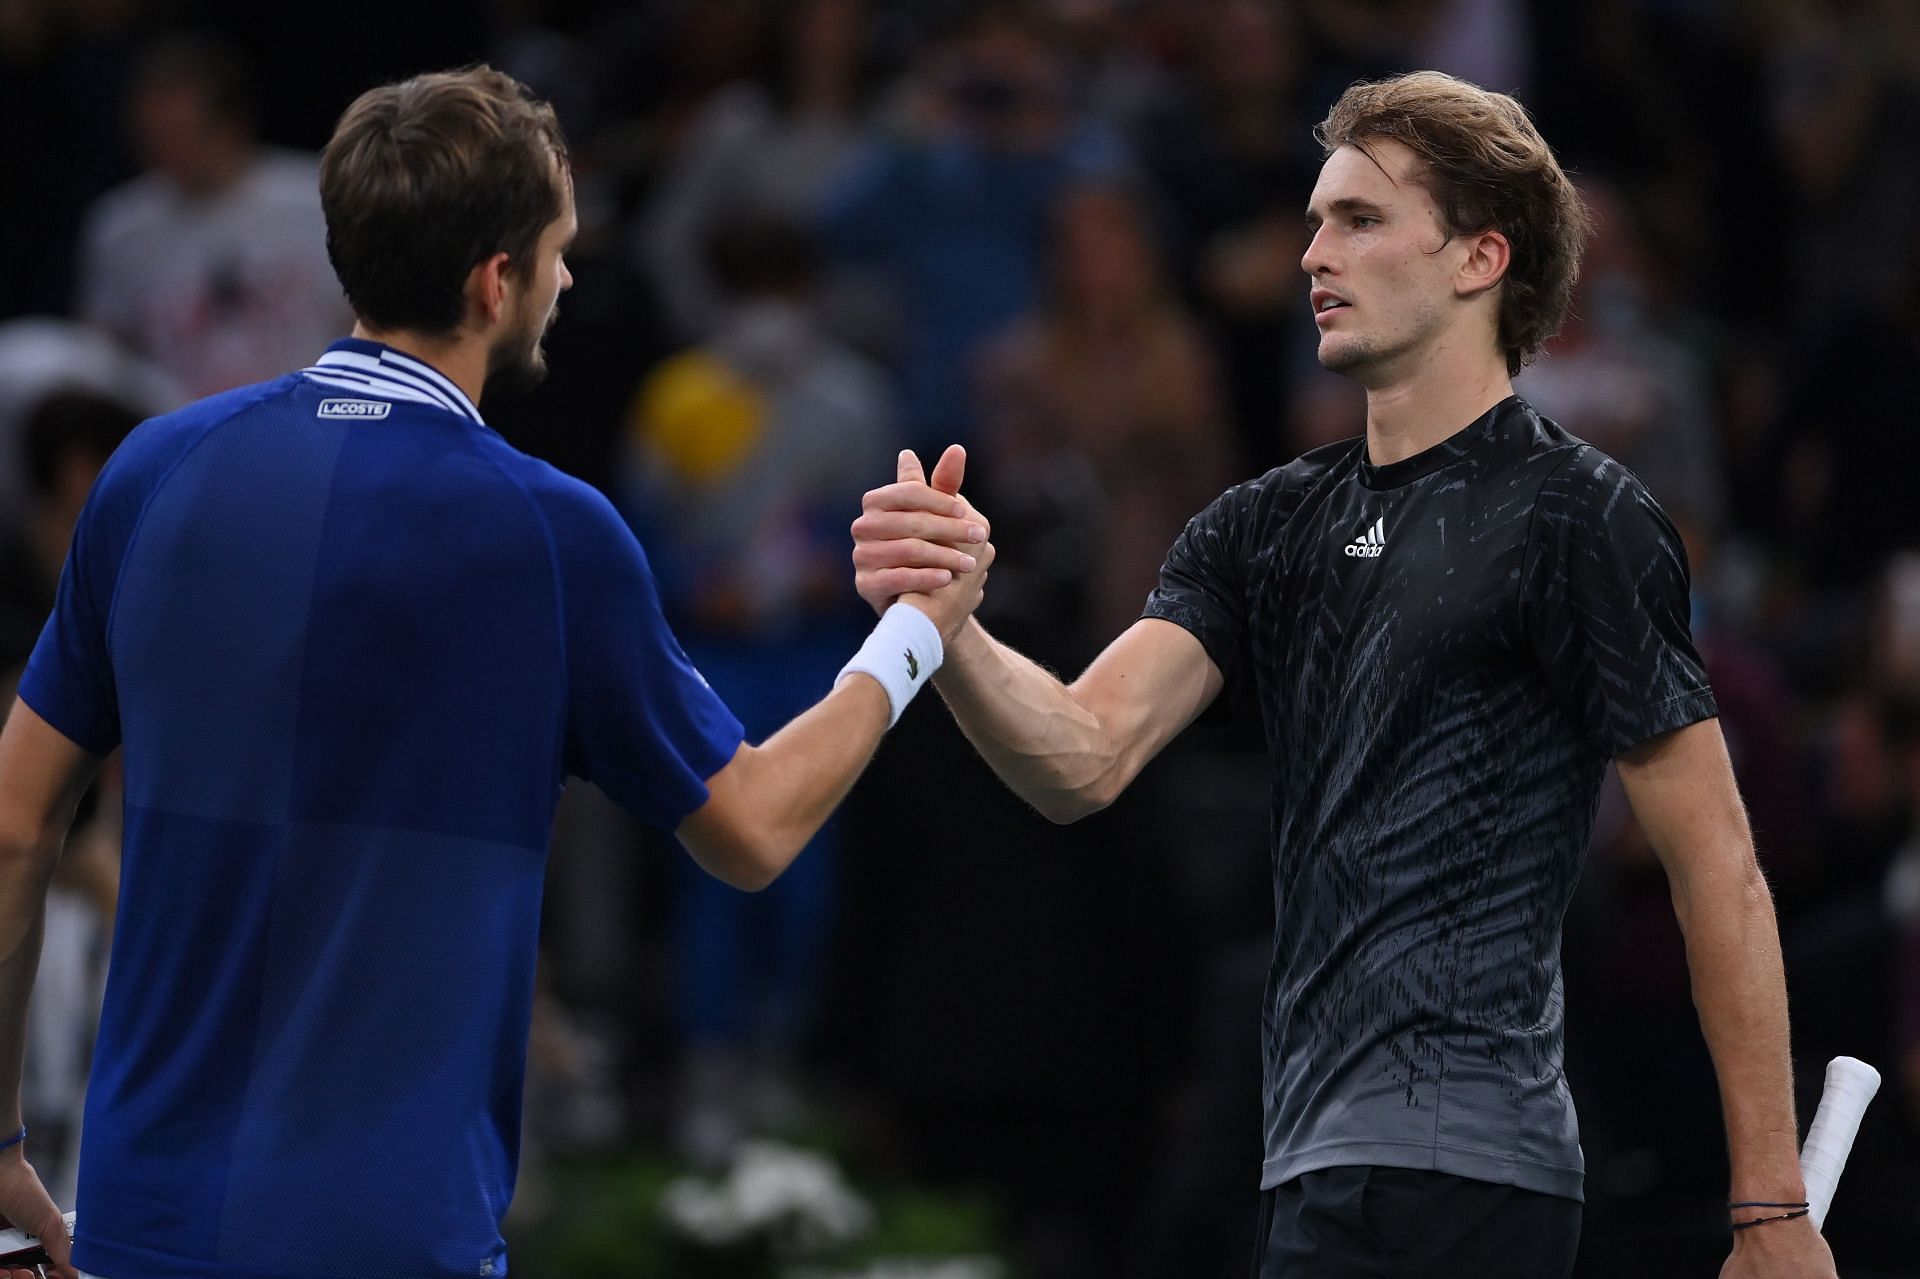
[19,338,746,1279]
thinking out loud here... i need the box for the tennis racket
[0,1211,73,1271]
[1800,1055,1880,1231]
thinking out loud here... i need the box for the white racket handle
[0,1208,75,1257]
[1799,1055,1881,1231]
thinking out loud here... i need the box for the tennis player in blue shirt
[0,66,991,1279]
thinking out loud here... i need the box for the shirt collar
[304,338,487,427]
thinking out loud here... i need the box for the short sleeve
[18,441,146,756]
[1142,481,1256,689]
[1521,448,1717,757]
[545,481,745,829]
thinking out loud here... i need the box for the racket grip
[1800,1055,1881,1231]
[0,1209,75,1265]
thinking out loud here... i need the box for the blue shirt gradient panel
[18,339,744,1279]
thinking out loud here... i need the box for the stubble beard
[482,306,557,399]
[1317,329,1382,377]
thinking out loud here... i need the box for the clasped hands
[850,444,994,643]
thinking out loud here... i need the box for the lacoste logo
[317,398,391,420]
[1343,516,1386,558]
[905,650,920,680]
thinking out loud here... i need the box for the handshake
[849,444,997,648]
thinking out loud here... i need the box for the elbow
[0,831,58,909]
[1033,775,1121,826]
[716,824,804,893]
[713,836,787,893]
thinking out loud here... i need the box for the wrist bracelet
[1727,1201,1809,1210]
[1730,1208,1810,1231]
[0,1124,24,1152]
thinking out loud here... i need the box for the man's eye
[1352,216,1379,229]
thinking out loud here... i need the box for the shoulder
[1521,429,1684,565]
[487,443,636,550]
[83,375,304,526]
[1224,438,1359,521]
[1535,439,1663,523]
[113,375,303,471]
[1175,440,1359,559]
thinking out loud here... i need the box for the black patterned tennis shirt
[1143,396,1717,1200]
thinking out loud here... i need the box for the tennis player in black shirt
[851,71,1833,1277]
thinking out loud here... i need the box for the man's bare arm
[0,697,97,1278]
[0,699,97,1129]
[1616,718,1835,1275]
[677,538,992,890]
[926,617,1222,824]
[851,446,1223,824]
[675,677,891,891]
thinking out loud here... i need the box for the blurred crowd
[3,0,1920,1275]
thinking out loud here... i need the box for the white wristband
[837,602,943,727]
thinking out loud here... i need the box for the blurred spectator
[1520,181,1729,537]
[639,0,874,341]
[822,1,1128,454]
[1046,0,1171,130]
[976,181,1232,649]
[1132,0,1316,469]
[0,389,141,675]
[0,390,137,1207]
[1766,221,1920,600]
[623,214,895,1165]
[73,35,350,399]
[0,317,182,510]
[1300,0,1529,103]
[0,0,143,319]
[1761,0,1920,346]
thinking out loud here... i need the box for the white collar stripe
[376,348,474,416]
[311,360,466,417]
[314,349,481,423]
[301,371,448,411]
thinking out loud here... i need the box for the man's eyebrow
[1305,197,1386,227]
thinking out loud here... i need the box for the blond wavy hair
[1316,71,1594,376]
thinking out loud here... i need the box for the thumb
[928,443,966,496]
[896,449,926,485]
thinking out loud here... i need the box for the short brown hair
[320,66,569,335]
[1315,71,1592,376]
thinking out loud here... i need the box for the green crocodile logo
[905,649,920,680]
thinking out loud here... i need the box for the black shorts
[1252,1165,1581,1278]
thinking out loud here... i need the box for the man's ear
[467,251,513,327]
[1457,228,1511,300]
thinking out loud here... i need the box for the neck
[1359,334,1513,467]
[350,322,487,407]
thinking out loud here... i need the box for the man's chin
[1316,334,1379,377]
[482,347,549,399]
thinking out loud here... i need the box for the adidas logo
[1343,516,1387,558]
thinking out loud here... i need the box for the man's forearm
[1676,855,1806,1201]
[0,846,53,1131]
[680,676,891,890]
[934,619,1119,823]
